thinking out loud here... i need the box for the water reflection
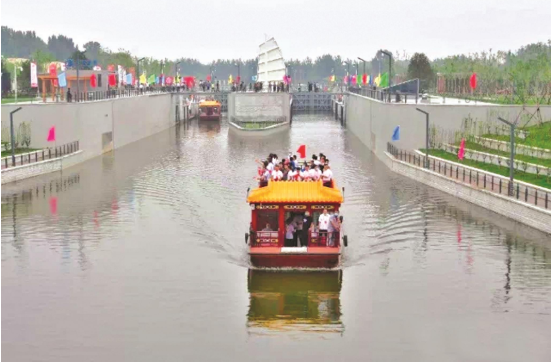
[247,270,344,336]
[197,120,221,135]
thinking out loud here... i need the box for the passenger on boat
[287,166,298,181]
[293,214,304,247]
[262,223,273,231]
[302,211,313,245]
[328,211,340,247]
[322,164,333,187]
[300,164,311,181]
[272,165,283,181]
[309,164,321,181]
[285,218,295,247]
[318,208,331,244]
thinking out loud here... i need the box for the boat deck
[249,247,340,255]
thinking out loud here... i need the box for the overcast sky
[2,0,550,62]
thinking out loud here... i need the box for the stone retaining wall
[383,151,551,235]
[1,150,84,184]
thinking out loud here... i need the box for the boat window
[257,211,278,232]
[207,107,213,115]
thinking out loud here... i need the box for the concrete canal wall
[345,93,551,159]
[345,93,551,233]
[1,93,186,167]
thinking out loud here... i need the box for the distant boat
[257,37,287,90]
[198,100,221,121]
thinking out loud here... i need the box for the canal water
[2,114,551,361]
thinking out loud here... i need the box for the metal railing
[2,141,80,169]
[251,230,340,247]
[387,143,550,210]
[349,87,419,103]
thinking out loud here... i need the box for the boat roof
[199,101,220,106]
[247,180,343,204]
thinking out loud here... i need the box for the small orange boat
[246,179,347,268]
[199,100,221,121]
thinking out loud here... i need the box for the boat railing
[308,230,340,248]
[253,231,280,247]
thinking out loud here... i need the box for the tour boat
[246,179,347,268]
[198,100,221,121]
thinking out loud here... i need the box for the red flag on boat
[296,145,306,159]
[458,138,466,160]
[470,73,477,90]
[47,126,56,142]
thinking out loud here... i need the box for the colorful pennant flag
[90,74,97,88]
[126,73,133,85]
[380,72,389,88]
[392,126,400,141]
[148,74,155,84]
[458,138,466,160]
[139,73,146,85]
[108,74,117,87]
[47,126,56,142]
[374,74,381,87]
[470,73,477,89]
[57,72,67,87]
[228,75,233,84]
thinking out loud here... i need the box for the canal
[2,114,551,361]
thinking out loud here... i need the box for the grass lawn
[456,140,551,168]
[241,122,282,129]
[482,121,551,150]
[1,148,40,157]
[1,97,35,104]
[422,149,551,189]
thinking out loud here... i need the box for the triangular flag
[296,145,306,159]
[49,196,58,215]
[47,126,56,142]
[458,138,466,160]
[392,126,400,141]
[380,72,389,88]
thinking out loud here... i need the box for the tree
[408,53,434,91]
[48,35,76,61]
[70,49,92,70]
[31,49,55,72]
[1,57,11,95]
[83,41,101,61]
[17,60,31,92]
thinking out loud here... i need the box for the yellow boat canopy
[247,181,343,204]
[199,101,221,107]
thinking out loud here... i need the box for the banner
[126,73,133,85]
[148,74,155,84]
[49,63,57,76]
[139,74,146,85]
[58,72,67,87]
[118,65,124,86]
[165,76,173,85]
[30,62,38,88]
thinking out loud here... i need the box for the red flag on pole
[296,145,306,159]
[90,74,97,88]
[108,74,116,86]
[470,73,477,90]
[47,126,56,142]
[458,138,466,160]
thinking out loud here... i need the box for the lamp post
[358,57,366,83]
[380,50,392,88]
[415,108,430,169]
[10,107,22,166]
[136,57,145,89]
[498,116,516,196]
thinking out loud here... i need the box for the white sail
[257,37,286,87]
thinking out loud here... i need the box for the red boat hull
[199,114,220,121]
[249,247,341,269]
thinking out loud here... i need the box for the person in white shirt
[318,209,331,245]
[309,165,320,181]
[300,165,311,181]
[287,167,297,181]
[271,165,283,181]
[322,164,333,186]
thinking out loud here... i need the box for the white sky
[2,0,550,62]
